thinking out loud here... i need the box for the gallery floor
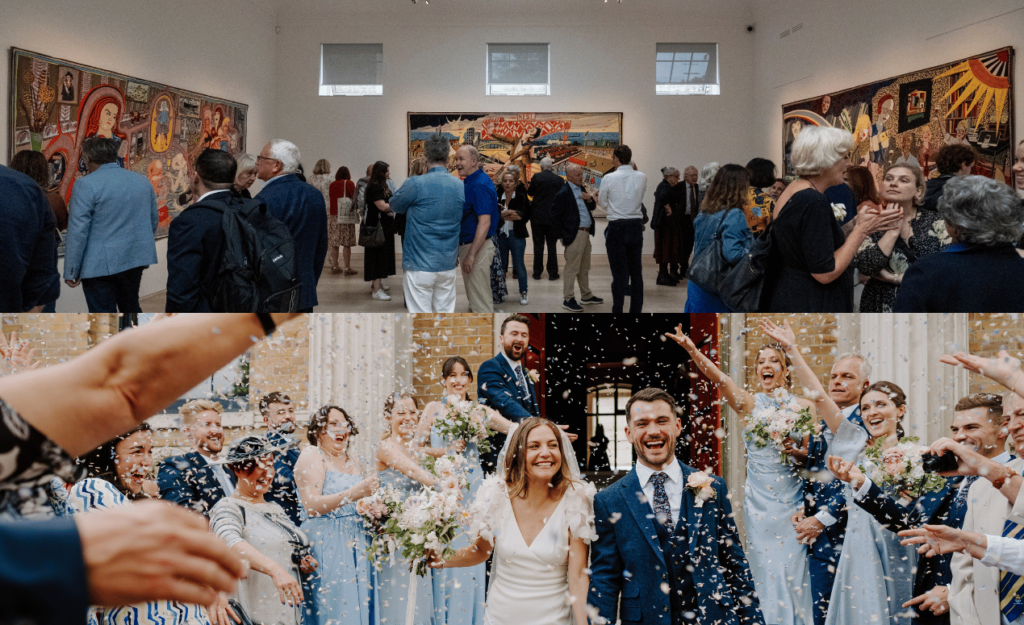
[138,254,693,313]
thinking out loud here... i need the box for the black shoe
[549,274,560,281]
[562,298,584,312]
[532,273,542,280]
[580,295,604,305]
[669,271,683,281]
[512,272,518,279]
[657,274,676,286]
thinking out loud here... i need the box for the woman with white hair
[767,126,901,312]
[894,175,1024,312]
[696,161,719,207]
[233,153,257,198]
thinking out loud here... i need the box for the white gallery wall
[272,0,757,256]
[751,0,1024,164]
[0,0,279,309]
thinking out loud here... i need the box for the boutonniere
[685,470,716,508]
[831,203,847,222]
[527,369,540,383]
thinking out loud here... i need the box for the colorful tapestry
[9,48,248,239]
[407,112,622,190]
[782,47,1015,184]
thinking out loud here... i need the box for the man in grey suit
[64,137,158,312]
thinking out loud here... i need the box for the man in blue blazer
[63,137,158,312]
[158,399,236,517]
[478,314,538,472]
[254,139,328,312]
[259,391,304,525]
[795,353,870,625]
[0,164,59,312]
[589,387,764,625]
[845,393,1011,625]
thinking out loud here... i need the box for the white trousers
[403,269,458,313]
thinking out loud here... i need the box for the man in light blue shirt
[391,135,465,312]
[552,163,602,311]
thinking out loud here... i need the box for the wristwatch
[991,465,1018,490]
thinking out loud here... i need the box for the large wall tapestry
[9,48,248,239]
[782,47,1015,184]
[408,112,623,190]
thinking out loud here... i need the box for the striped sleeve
[209,499,246,548]
[68,478,130,513]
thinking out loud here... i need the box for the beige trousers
[458,241,495,312]
[562,232,593,301]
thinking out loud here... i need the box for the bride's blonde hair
[504,417,576,499]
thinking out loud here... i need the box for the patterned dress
[853,209,951,312]
[746,188,775,236]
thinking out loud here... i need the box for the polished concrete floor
[139,254,691,313]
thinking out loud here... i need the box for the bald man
[454,145,499,312]
[552,163,602,311]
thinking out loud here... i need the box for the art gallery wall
[273,2,757,256]
[751,0,1023,164]
[0,0,278,309]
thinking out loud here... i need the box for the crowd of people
[2,132,1024,313]
[6,313,1024,625]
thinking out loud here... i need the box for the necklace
[234,491,262,503]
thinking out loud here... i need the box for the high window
[319,44,384,96]
[487,43,550,96]
[656,43,719,95]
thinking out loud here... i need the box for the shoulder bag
[686,208,737,295]
[717,219,775,312]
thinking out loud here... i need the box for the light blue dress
[430,414,486,625]
[743,393,813,625]
[377,468,436,625]
[824,418,916,625]
[300,449,376,625]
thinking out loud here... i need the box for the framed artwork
[782,47,1015,184]
[8,48,248,242]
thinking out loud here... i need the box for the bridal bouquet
[434,395,496,454]
[746,388,819,464]
[862,437,946,500]
[357,485,465,576]
[422,453,472,492]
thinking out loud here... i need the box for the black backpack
[199,196,301,312]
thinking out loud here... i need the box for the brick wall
[411,314,494,406]
[967,313,1024,395]
[0,313,115,365]
[736,314,838,392]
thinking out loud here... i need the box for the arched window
[586,383,634,472]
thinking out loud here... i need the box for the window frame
[655,42,720,96]
[486,43,551,96]
[319,43,384,97]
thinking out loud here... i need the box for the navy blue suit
[855,477,964,625]
[264,430,303,526]
[803,407,862,625]
[157,450,236,517]
[0,165,59,312]
[589,462,764,625]
[255,174,328,311]
[165,190,232,312]
[477,353,538,472]
[0,516,88,624]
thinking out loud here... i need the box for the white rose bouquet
[862,437,946,500]
[435,395,496,453]
[746,387,819,464]
[421,453,471,492]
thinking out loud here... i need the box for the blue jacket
[165,190,233,312]
[390,166,464,273]
[157,450,236,517]
[255,174,328,310]
[893,243,1024,312]
[0,165,59,311]
[263,430,303,526]
[0,517,89,624]
[589,463,765,625]
[478,353,538,471]
[63,163,158,281]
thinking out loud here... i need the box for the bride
[427,417,595,625]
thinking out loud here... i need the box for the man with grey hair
[551,163,602,311]
[894,175,1024,312]
[390,135,465,312]
[527,156,565,281]
[454,144,499,312]
[255,139,328,312]
[64,136,158,312]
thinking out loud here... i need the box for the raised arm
[759,318,845,434]
[0,313,299,457]
[940,349,1024,398]
[294,447,378,518]
[664,324,756,418]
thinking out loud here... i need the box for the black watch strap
[256,313,276,335]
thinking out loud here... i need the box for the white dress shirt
[636,458,683,525]
[199,452,236,498]
[598,165,647,222]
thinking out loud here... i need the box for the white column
[309,314,413,470]
[720,313,748,542]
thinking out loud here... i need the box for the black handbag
[718,220,775,312]
[227,600,255,625]
[358,218,385,248]
[686,208,737,295]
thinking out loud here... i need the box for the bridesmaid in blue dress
[761,318,916,625]
[295,405,380,625]
[667,325,814,625]
[414,357,515,625]
[375,393,446,625]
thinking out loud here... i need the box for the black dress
[363,182,396,282]
[768,188,853,312]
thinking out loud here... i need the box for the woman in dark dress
[652,166,683,285]
[854,162,949,312]
[768,126,901,312]
[363,160,396,301]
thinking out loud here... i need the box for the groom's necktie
[650,472,673,527]
[514,365,531,406]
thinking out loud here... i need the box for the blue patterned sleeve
[68,478,130,513]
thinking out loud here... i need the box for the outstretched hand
[0,331,40,375]
[759,318,796,350]
[940,349,1022,390]
[898,525,981,558]
[826,455,866,489]
[664,324,697,352]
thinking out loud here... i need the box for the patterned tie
[1001,518,1024,621]
[951,475,979,521]
[650,472,673,527]
[515,365,531,407]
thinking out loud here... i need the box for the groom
[478,314,539,472]
[588,387,764,625]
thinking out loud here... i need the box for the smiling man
[258,392,304,525]
[157,399,236,517]
[478,314,538,473]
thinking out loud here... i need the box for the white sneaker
[382,283,391,292]
[520,292,528,306]
[371,289,392,301]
